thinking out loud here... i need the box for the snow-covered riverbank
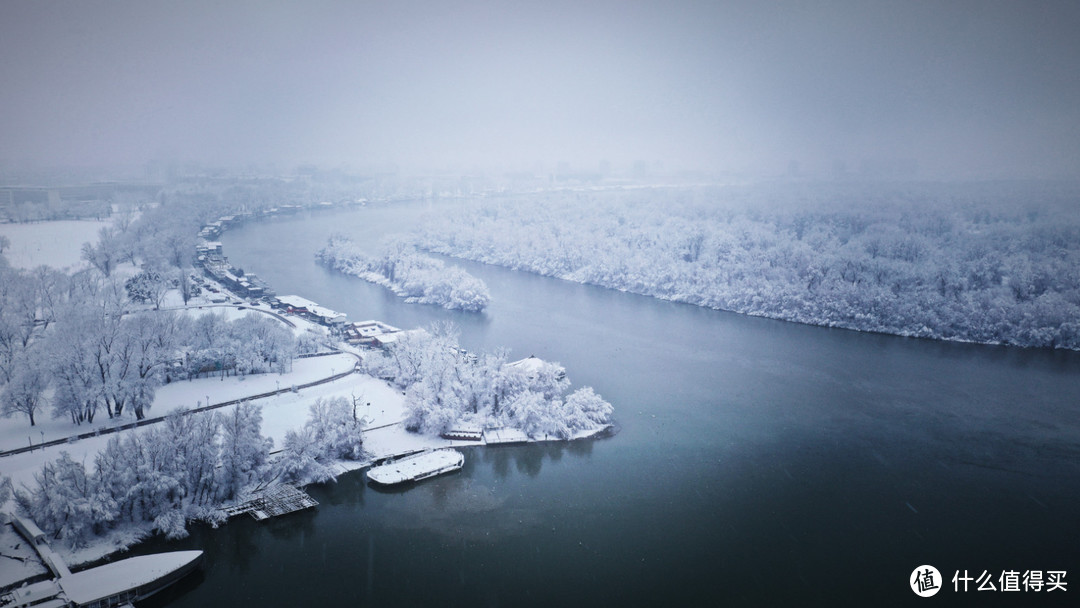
[316,235,490,312]
[0,209,613,582]
[412,183,1080,350]
[1,351,610,573]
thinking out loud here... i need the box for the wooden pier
[222,484,319,521]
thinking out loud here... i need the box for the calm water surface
[137,203,1079,607]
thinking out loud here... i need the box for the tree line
[0,260,297,427]
[412,181,1080,350]
[13,396,365,547]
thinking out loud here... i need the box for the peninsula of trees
[364,323,613,440]
[316,235,490,312]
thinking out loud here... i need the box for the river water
[139,202,1080,607]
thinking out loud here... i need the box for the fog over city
[2,0,1079,178]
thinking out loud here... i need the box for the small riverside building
[344,320,401,345]
[278,295,347,327]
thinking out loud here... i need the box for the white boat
[367,449,464,485]
[1,550,203,608]
[58,550,203,607]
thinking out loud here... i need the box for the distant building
[344,320,401,345]
[277,295,346,327]
[371,328,427,349]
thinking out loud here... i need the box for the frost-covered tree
[177,267,198,305]
[275,427,336,485]
[563,387,615,433]
[125,267,170,310]
[80,226,118,277]
[1,348,48,426]
[375,322,614,438]
[162,409,221,507]
[218,402,272,500]
[14,452,116,548]
[306,397,365,460]
[181,312,295,379]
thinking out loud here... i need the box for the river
[138,201,1080,607]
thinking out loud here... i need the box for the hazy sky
[2,0,1079,178]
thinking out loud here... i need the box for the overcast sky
[1,0,1079,178]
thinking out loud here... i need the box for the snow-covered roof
[308,304,346,322]
[372,328,426,345]
[506,355,546,374]
[13,514,46,542]
[350,320,400,337]
[278,295,319,309]
[58,551,203,605]
[6,580,61,606]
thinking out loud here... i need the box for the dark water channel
[136,202,1080,607]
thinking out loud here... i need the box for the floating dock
[483,428,530,445]
[441,425,483,441]
[367,449,464,485]
[222,484,319,521]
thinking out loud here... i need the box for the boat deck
[367,449,464,485]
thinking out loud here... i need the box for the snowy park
[0,207,613,572]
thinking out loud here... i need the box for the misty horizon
[2,1,1079,181]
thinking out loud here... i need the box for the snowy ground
[0,352,358,454]
[0,219,111,271]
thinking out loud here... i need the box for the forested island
[414,182,1080,350]
[316,235,491,312]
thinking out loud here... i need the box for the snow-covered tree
[14,452,116,548]
[410,183,1080,350]
[80,226,118,277]
[275,427,336,485]
[177,267,198,305]
[125,267,170,310]
[162,409,221,506]
[562,387,615,433]
[376,322,614,438]
[218,402,272,500]
[1,348,48,426]
[305,397,366,460]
